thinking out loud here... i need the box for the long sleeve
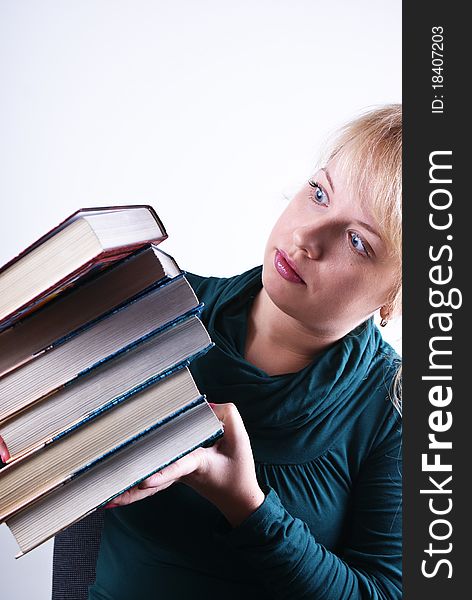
[217,416,402,600]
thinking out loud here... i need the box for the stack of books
[0,206,223,557]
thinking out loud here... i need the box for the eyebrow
[321,168,335,193]
[354,220,382,240]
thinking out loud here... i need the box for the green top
[89,266,402,600]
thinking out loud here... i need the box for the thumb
[208,402,250,448]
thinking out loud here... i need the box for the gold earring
[379,304,391,328]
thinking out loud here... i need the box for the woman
[3,105,403,599]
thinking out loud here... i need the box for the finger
[103,484,159,508]
[104,449,208,508]
[209,402,243,427]
[208,403,249,446]
[0,435,10,462]
[138,447,206,489]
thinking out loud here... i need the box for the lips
[274,250,305,284]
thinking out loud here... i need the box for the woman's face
[262,157,398,339]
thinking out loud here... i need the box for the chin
[261,262,309,321]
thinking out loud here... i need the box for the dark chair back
[52,510,104,600]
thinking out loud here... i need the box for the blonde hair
[321,105,402,414]
[320,104,402,318]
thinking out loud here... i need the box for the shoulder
[184,266,262,305]
[183,272,238,317]
[374,333,402,424]
[359,320,401,409]
[348,322,402,460]
[184,271,232,299]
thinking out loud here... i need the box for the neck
[244,288,339,376]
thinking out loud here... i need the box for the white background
[0,1,401,598]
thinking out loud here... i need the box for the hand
[0,435,10,463]
[104,403,266,527]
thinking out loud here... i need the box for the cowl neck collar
[189,266,389,462]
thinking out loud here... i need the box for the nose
[292,224,324,260]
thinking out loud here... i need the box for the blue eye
[349,232,369,256]
[308,180,329,206]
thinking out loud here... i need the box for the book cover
[0,205,167,332]
[0,275,202,422]
[1,315,213,462]
[0,244,181,378]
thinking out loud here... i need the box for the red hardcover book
[0,205,167,332]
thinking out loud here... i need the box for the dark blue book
[0,274,201,423]
[1,314,213,462]
[0,244,181,378]
[1,367,224,556]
